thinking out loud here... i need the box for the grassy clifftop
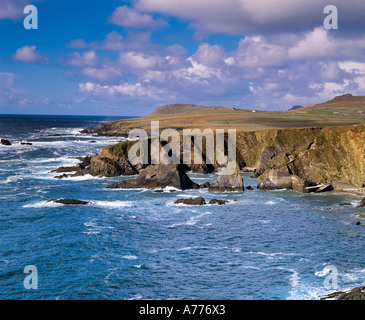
[88,94,365,135]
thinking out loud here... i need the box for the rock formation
[106,164,200,190]
[1,139,11,146]
[47,199,90,205]
[208,167,244,192]
[175,197,206,205]
[321,287,365,300]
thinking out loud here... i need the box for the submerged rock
[47,199,90,205]
[208,199,229,205]
[107,164,199,190]
[246,186,254,191]
[175,197,206,205]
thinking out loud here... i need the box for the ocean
[0,115,365,300]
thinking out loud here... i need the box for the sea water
[0,115,365,300]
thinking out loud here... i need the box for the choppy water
[1,115,365,300]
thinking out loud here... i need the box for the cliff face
[236,125,365,189]
[70,125,365,191]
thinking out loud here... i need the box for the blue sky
[1,0,365,116]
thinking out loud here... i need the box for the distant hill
[147,104,222,116]
[288,105,304,111]
[297,94,365,111]
[87,94,365,135]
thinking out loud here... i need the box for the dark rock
[351,221,361,225]
[208,199,228,205]
[199,182,211,189]
[339,203,352,206]
[54,174,69,179]
[357,198,365,208]
[20,141,33,145]
[246,186,254,191]
[154,190,164,193]
[52,134,61,137]
[88,140,97,143]
[47,199,90,205]
[174,197,206,206]
[1,139,11,146]
[107,164,199,190]
[321,287,365,300]
[355,214,365,218]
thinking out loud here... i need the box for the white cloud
[235,36,286,68]
[118,51,162,69]
[78,82,150,97]
[193,43,225,67]
[12,45,49,64]
[81,66,123,83]
[90,32,125,51]
[63,50,98,67]
[0,0,42,20]
[109,5,165,29]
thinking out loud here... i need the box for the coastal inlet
[1,115,365,300]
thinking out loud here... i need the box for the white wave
[265,200,277,205]
[122,255,138,260]
[23,201,62,208]
[91,200,133,209]
[83,220,114,235]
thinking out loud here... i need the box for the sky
[1,0,365,116]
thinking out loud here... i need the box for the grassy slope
[99,101,365,134]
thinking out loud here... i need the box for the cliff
[60,125,365,194]
[235,125,365,192]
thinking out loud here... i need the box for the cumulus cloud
[90,32,125,51]
[81,66,123,83]
[12,45,49,64]
[109,5,166,29]
[136,0,365,35]
[78,81,155,98]
[193,43,226,67]
[62,50,98,67]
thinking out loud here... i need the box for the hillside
[147,104,222,116]
[82,94,365,136]
[295,93,365,111]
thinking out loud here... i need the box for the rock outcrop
[47,199,90,205]
[106,164,200,190]
[175,197,206,205]
[208,199,229,205]
[321,287,365,300]
[1,139,11,146]
[208,167,244,192]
